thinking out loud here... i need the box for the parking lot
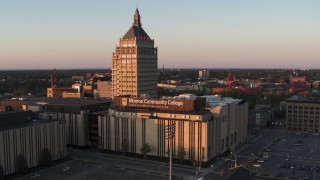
[14,128,320,180]
[17,159,168,180]
[15,147,199,180]
[254,131,320,179]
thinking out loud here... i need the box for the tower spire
[133,8,141,27]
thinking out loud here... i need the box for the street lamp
[166,123,176,180]
[230,151,238,168]
[313,162,316,180]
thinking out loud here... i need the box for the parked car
[257,159,264,163]
[30,174,40,179]
[310,166,316,171]
[253,164,261,168]
[305,165,311,171]
[305,175,310,180]
[63,166,71,171]
[285,163,291,168]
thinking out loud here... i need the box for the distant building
[47,75,112,99]
[249,107,274,128]
[27,97,110,148]
[93,80,112,100]
[193,83,210,95]
[290,76,306,84]
[0,105,11,112]
[280,101,287,112]
[47,88,80,98]
[312,81,320,89]
[199,70,209,80]
[202,95,222,106]
[0,99,28,110]
[255,99,272,109]
[226,73,237,88]
[112,9,158,98]
[72,75,86,81]
[0,111,67,175]
[286,95,320,133]
[249,99,274,128]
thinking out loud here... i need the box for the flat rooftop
[207,98,245,107]
[0,118,63,132]
[111,107,211,115]
[28,97,110,106]
[287,95,320,103]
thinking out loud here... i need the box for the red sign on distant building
[290,76,306,84]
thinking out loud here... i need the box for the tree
[15,154,28,175]
[140,143,151,158]
[0,164,4,180]
[177,148,186,164]
[189,154,195,163]
[39,148,53,167]
[121,139,129,157]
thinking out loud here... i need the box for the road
[17,128,299,180]
[17,149,196,180]
[213,128,284,173]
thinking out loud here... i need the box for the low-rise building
[286,95,320,133]
[199,70,210,80]
[0,99,28,110]
[93,80,112,100]
[0,111,67,175]
[47,88,79,98]
[249,107,274,128]
[98,95,247,164]
[28,97,110,148]
[206,97,248,151]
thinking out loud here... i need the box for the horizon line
[0,67,315,71]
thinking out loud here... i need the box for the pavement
[71,149,199,179]
[16,128,290,180]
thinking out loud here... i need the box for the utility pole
[219,151,238,169]
[314,163,316,180]
[50,68,56,88]
[166,123,176,180]
[232,152,238,167]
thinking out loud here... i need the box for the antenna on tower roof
[136,0,138,9]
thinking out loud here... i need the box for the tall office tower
[112,9,158,98]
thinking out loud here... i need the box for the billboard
[114,97,195,111]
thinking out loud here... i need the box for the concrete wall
[98,107,244,162]
[0,120,67,175]
[39,111,89,147]
[98,100,248,163]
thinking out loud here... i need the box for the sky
[0,0,320,70]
